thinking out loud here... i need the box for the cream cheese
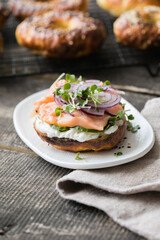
[35,117,123,143]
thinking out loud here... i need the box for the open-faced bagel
[9,0,88,20]
[34,121,127,152]
[114,6,160,50]
[0,4,10,29]
[97,0,160,16]
[16,11,106,58]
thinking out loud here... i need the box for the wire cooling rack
[0,0,160,78]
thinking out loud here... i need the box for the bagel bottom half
[34,121,127,152]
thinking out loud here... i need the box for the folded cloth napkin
[56,98,160,240]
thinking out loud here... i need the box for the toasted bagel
[16,11,106,58]
[9,0,88,20]
[34,120,127,152]
[97,0,160,16]
[114,6,160,49]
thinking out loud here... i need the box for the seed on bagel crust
[9,0,88,20]
[16,11,106,58]
[114,6,160,49]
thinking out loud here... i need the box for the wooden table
[1,67,160,240]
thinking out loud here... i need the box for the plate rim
[13,89,155,169]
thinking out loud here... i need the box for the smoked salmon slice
[34,80,123,130]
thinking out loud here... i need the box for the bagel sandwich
[32,74,128,152]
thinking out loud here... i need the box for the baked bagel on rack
[16,11,106,58]
[9,0,88,20]
[97,0,160,16]
[0,4,10,29]
[114,6,160,50]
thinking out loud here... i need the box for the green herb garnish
[55,107,62,117]
[53,74,140,134]
[104,80,111,85]
[75,126,101,133]
[128,114,134,120]
[63,83,71,90]
[50,125,70,132]
[75,152,86,161]
[127,121,140,133]
[66,74,82,84]
[114,151,123,157]
[53,73,65,88]
[53,73,104,115]
[104,110,125,130]
[124,111,140,133]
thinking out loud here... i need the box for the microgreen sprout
[55,107,62,117]
[66,74,82,84]
[127,121,140,133]
[105,107,140,133]
[53,73,65,88]
[105,80,111,85]
[53,73,105,115]
[63,83,71,90]
[75,152,86,162]
[114,151,123,157]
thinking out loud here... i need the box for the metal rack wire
[0,0,160,78]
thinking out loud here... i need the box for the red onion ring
[54,80,122,117]
[82,108,105,117]
[86,95,121,109]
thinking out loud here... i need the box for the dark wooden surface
[0,68,159,240]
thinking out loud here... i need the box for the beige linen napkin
[56,98,160,240]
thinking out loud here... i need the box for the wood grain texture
[1,68,157,240]
[0,149,144,240]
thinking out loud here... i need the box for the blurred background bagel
[113,5,160,49]
[16,11,106,58]
[96,0,160,16]
[0,4,10,29]
[9,0,88,20]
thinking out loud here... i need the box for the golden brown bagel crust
[16,11,106,58]
[0,4,10,29]
[114,6,160,49]
[97,0,160,16]
[9,0,88,20]
[34,121,127,152]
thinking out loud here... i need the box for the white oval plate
[13,90,155,169]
